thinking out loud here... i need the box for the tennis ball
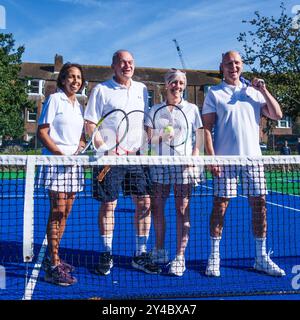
[164,125,174,134]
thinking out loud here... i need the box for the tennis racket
[80,108,129,155]
[96,109,154,182]
[117,109,155,155]
[152,104,189,155]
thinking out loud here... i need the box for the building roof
[19,55,221,86]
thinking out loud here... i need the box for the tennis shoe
[168,255,186,276]
[254,252,286,277]
[95,252,113,276]
[150,248,169,264]
[205,255,220,277]
[44,264,77,286]
[43,256,75,273]
[132,252,162,274]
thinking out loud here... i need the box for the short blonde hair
[164,68,187,87]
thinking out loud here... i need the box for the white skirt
[37,165,84,193]
[150,165,202,185]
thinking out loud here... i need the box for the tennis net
[0,154,299,299]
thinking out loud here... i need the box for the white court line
[202,185,300,212]
[238,195,300,212]
[22,235,48,300]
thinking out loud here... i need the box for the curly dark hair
[57,62,86,92]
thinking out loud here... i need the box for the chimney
[54,54,63,74]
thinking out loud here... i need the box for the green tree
[0,33,33,140]
[238,3,300,126]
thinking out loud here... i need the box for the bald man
[202,51,285,277]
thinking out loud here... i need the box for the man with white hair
[202,50,285,277]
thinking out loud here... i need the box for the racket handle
[97,165,111,182]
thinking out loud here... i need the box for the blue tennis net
[0,155,299,299]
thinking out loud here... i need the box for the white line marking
[238,195,300,212]
[202,185,300,212]
[22,236,48,300]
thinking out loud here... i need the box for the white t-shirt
[38,90,84,155]
[202,81,266,156]
[146,100,203,156]
[84,78,149,154]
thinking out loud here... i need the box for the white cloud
[57,0,104,7]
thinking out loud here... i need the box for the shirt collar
[164,99,186,109]
[110,77,132,89]
[222,80,244,94]
[57,88,80,106]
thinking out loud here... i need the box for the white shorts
[150,165,202,185]
[38,165,84,193]
[214,164,267,198]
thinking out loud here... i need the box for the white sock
[136,235,148,256]
[255,237,267,259]
[175,254,185,261]
[100,234,113,254]
[210,236,221,258]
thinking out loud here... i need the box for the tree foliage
[238,3,300,122]
[0,33,33,139]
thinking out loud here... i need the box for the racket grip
[97,165,111,182]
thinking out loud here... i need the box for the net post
[23,155,35,263]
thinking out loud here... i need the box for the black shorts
[92,165,151,202]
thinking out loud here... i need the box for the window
[26,133,35,142]
[277,116,291,128]
[27,107,37,122]
[148,90,154,108]
[77,81,88,97]
[27,79,45,95]
[203,85,212,97]
[183,88,188,100]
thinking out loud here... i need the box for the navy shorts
[92,165,151,202]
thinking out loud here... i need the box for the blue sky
[1,0,298,70]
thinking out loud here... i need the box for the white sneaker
[168,255,186,276]
[254,252,286,277]
[205,255,220,277]
[150,248,169,264]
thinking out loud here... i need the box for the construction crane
[172,39,187,70]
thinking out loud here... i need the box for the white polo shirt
[202,81,266,156]
[38,90,84,155]
[84,78,149,154]
[146,100,203,156]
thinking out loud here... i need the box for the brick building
[19,54,299,151]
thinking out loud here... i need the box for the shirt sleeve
[192,104,203,130]
[38,94,57,126]
[84,85,104,124]
[145,104,156,128]
[202,89,217,115]
[143,85,149,112]
[256,90,267,106]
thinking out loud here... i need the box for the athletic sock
[100,234,113,254]
[135,235,148,256]
[210,236,221,258]
[255,237,267,259]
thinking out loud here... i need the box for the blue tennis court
[1,163,300,300]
